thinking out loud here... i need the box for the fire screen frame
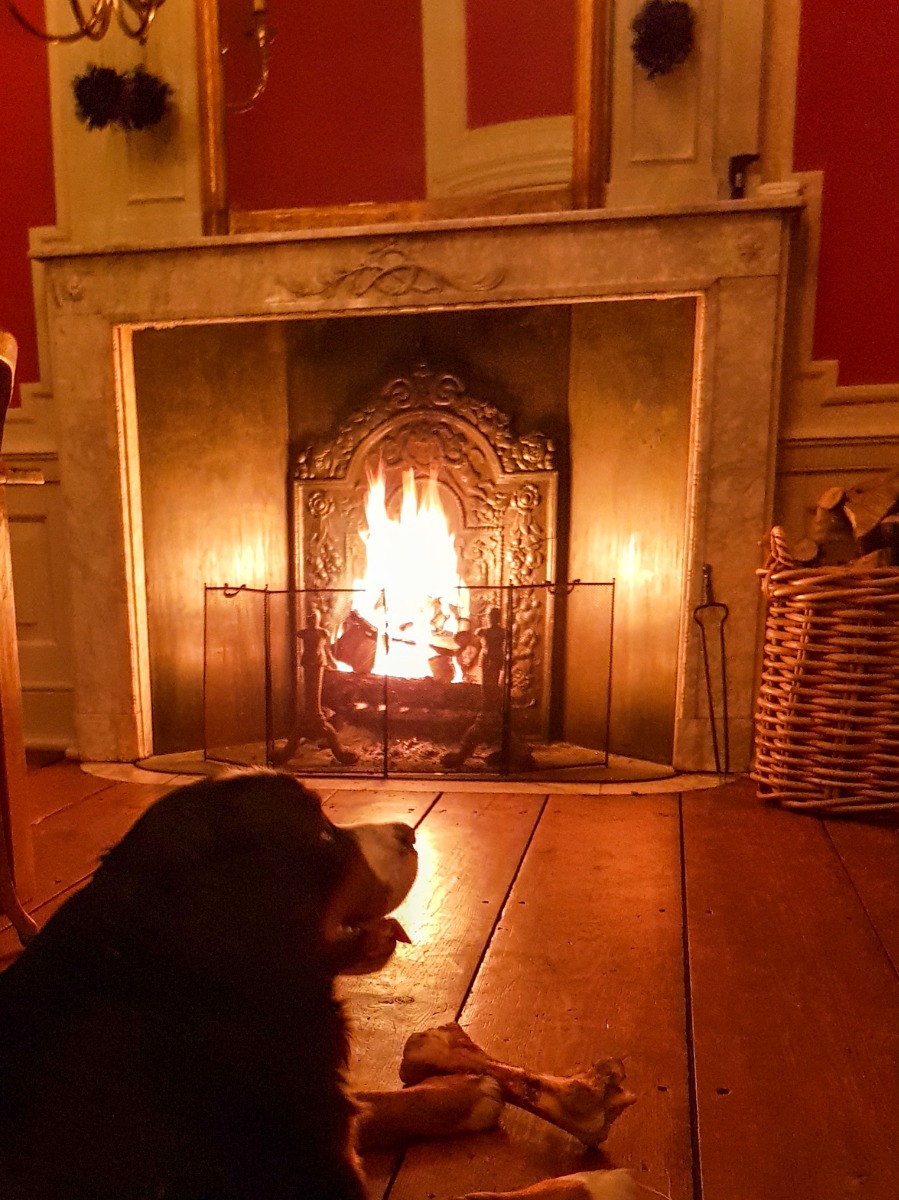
[202,582,615,780]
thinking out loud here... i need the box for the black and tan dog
[0,770,633,1200]
[0,771,430,1199]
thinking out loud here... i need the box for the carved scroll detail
[277,242,505,302]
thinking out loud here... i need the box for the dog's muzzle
[327,821,418,974]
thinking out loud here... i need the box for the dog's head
[89,771,418,982]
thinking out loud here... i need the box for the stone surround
[34,201,799,768]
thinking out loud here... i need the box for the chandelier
[8,0,166,44]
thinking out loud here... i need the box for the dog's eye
[319,828,335,844]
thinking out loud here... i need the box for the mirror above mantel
[197,0,609,234]
[31,2,794,256]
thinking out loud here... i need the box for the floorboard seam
[678,794,702,1200]
[454,793,551,1022]
[379,792,550,1200]
[414,791,444,828]
[822,821,899,983]
[29,778,120,827]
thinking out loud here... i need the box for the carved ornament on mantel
[273,241,506,302]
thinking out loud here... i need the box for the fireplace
[34,202,798,774]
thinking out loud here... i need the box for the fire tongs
[692,563,730,777]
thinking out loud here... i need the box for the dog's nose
[392,822,416,850]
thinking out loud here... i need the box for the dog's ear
[100,772,328,868]
[92,772,347,940]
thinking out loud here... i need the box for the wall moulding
[779,171,899,444]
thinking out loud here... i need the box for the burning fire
[347,468,468,679]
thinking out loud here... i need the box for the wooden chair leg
[0,333,39,949]
[0,832,38,946]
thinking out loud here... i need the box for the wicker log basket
[752,527,899,814]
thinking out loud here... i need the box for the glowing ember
[348,468,467,679]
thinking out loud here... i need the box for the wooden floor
[3,762,899,1200]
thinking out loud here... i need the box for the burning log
[399,1023,635,1148]
[333,610,379,674]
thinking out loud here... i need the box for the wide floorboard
[2,764,898,1200]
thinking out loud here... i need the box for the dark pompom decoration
[631,0,696,80]
[122,66,173,131]
[73,65,125,130]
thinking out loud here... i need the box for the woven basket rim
[765,563,899,584]
[760,526,899,590]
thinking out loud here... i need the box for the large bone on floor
[458,1168,636,1200]
[355,1074,503,1150]
[399,1023,636,1148]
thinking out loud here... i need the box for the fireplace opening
[131,295,697,778]
[203,364,622,779]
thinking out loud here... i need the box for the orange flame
[350,468,467,678]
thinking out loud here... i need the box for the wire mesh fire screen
[203,582,614,779]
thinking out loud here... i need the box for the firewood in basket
[843,467,899,545]
[400,1022,636,1147]
[790,537,820,565]
[880,514,899,565]
[816,485,846,511]
[811,503,858,565]
[853,548,893,570]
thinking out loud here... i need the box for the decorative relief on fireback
[303,491,344,591]
[502,482,551,711]
[506,484,548,581]
[295,362,555,481]
[293,360,557,725]
[276,242,506,303]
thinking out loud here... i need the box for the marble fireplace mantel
[35,200,800,768]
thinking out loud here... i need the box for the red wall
[224,1,426,211]
[223,0,577,213]
[466,0,575,129]
[0,4,55,402]
[793,0,899,386]
[1,2,897,408]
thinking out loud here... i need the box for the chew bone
[399,1023,635,1147]
[355,1074,503,1150]
[458,1168,636,1200]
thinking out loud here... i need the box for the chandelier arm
[7,0,164,43]
[227,57,270,114]
[74,0,115,41]
[226,13,275,114]
[116,0,164,42]
[6,0,104,43]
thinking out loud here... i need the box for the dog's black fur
[0,771,416,1200]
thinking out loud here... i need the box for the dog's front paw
[448,1074,504,1133]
